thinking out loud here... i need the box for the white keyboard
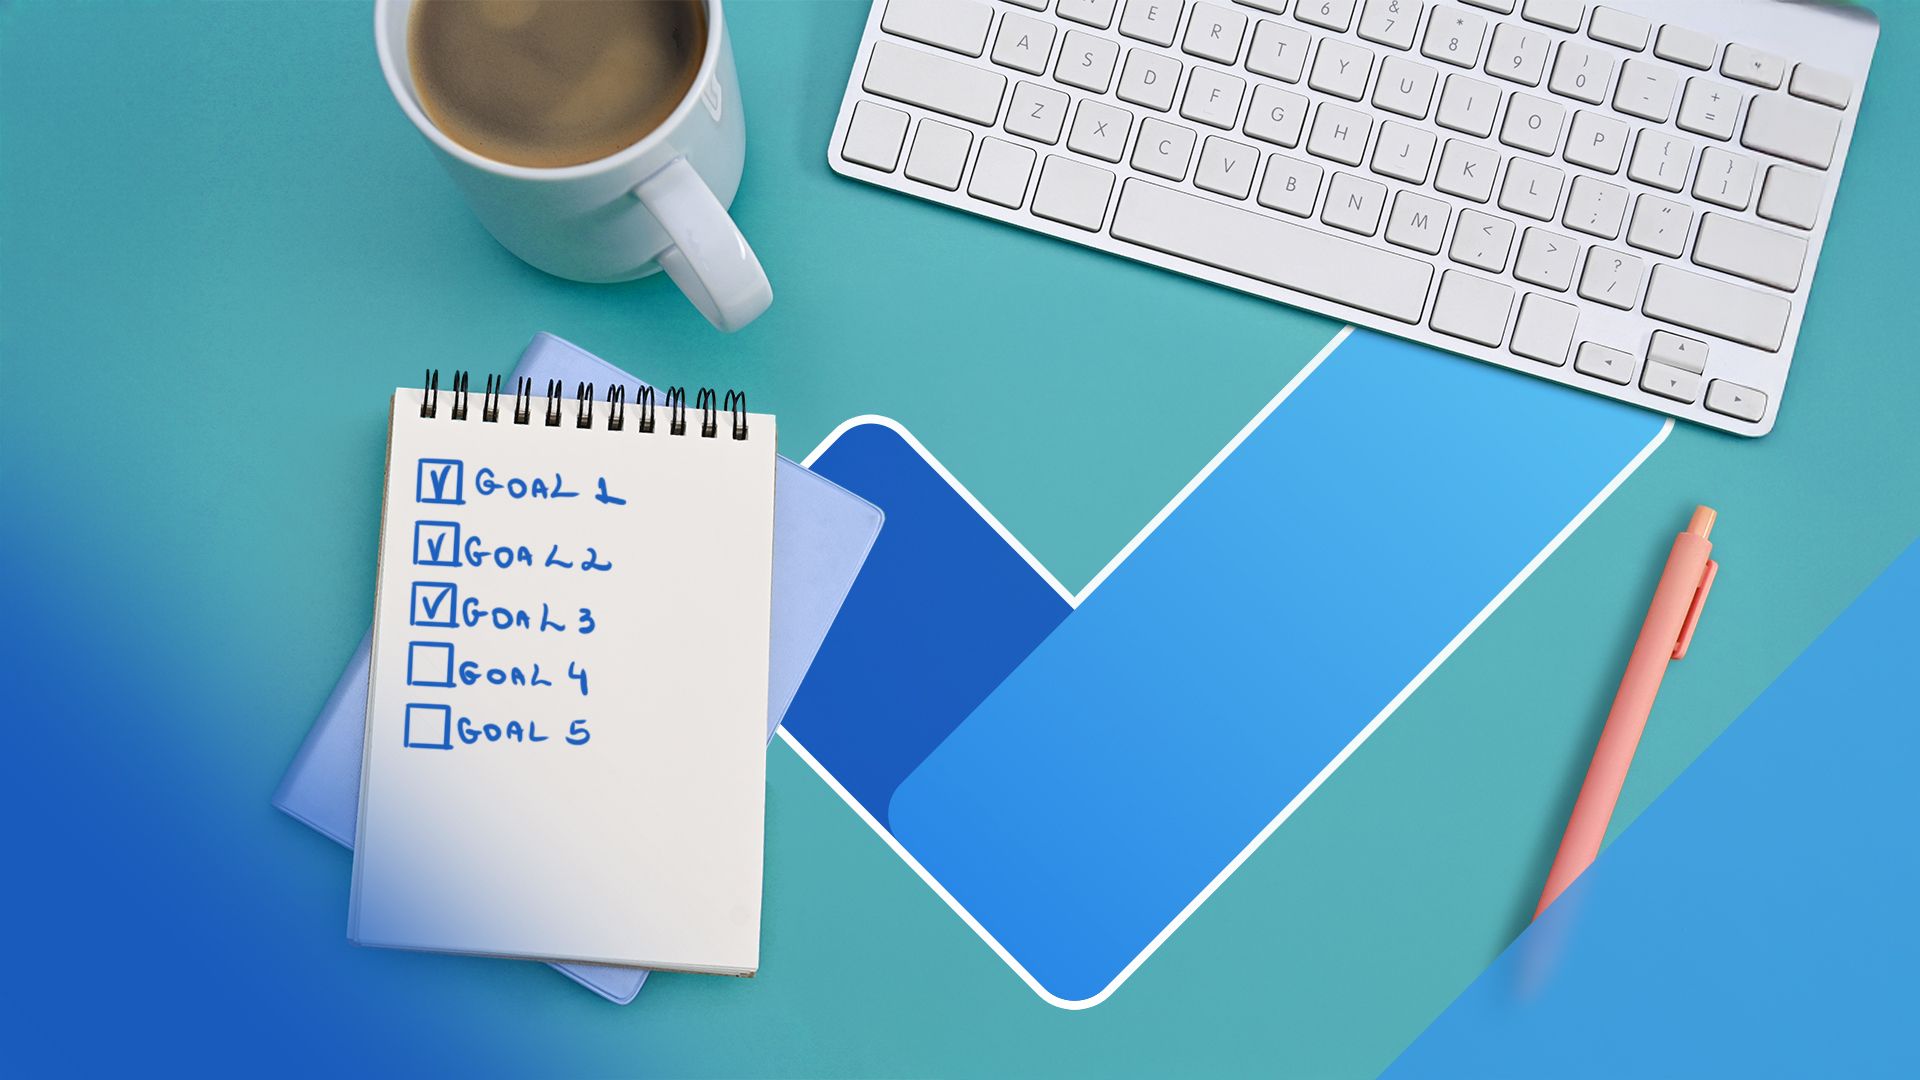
[827,0,1879,435]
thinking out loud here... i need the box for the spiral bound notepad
[348,373,775,975]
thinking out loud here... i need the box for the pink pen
[1535,506,1719,918]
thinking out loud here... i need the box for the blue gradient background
[5,0,1919,1075]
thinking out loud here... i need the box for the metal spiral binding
[419,371,748,439]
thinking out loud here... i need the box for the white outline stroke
[778,327,1674,1009]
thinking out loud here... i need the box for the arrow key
[1574,341,1634,385]
[1722,44,1785,90]
[1516,226,1579,291]
[1705,378,1768,423]
[1640,358,1703,403]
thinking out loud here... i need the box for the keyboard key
[1245,84,1310,146]
[1548,41,1612,105]
[1372,121,1437,182]
[1310,38,1377,101]
[1721,44,1784,90]
[1374,121,1436,182]
[1461,0,1514,11]
[1642,264,1790,350]
[905,118,973,189]
[1296,0,1359,32]
[1676,78,1741,141]
[1257,154,1325,215]
[1499,157,1564,221]
[1385,189,1451,253]
[883,0,993,57]
[1110,178,1435,321]
[1627,129,1692,192]
[1564,174,1625,238]
[1246,19,1312,82]
[1758,166,1822,230]
[1436,74,1500,136]
[1374,56,1439,118]
[865,41,1007,125]
[1322,172,1389,234]
[1435,138,1499,201]
[992,12,1057,74]
[1450,208,1515,272]
[1511,293,1579,365]
[1647,329,1706,373]
[1613,59,1678,122]
[1057,30,1121,92]
[1521,0,1582,33]
[1693,148,1756,210]
[1625,194,1691,258]
[1692,213,1808,291]
[1485,22,1550,86]
[1575,341,1634,384]
[1196,135,1260,198]
[1032,154,1117,229]
[1118,48,1183,111]
[842,101,911,171]
[1430,270,1514,345]
[1422,7,1488,68]
[1500,94,1566,155]
[1516,227,1578,290]
[1640,359,1701,403]
[1006,81,1069,143]
[1068,98,1133,161]
[1058,0,1120,28]
[1132,117,1197,180]
[1653,25,1715,70]
[1587,8,1649,51]
[1183,67,1247,128]
[1564,110,1627,173]
[1118,0,1184,46]
[1789,64,1851,110]
[1307,103,1373,165]
[1358,0,1423,51]
[1742,95,1840,169]
[1705,379,1767,423]
[1184,2,1248,63]
[968,136,1038,207]
[1578,245,1644,309]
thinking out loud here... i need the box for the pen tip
[1688,505,1717,539]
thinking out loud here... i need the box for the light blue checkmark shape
[413,521,461,567]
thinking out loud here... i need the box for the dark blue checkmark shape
[782,332,1666,1004]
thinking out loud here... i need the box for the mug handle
[631,157,773,333]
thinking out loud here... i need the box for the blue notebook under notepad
[779,330,1667,1006]
[274,332,882,1004]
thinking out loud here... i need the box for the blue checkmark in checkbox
[410,582,457,628]
[413,521,461,567]
[416,458,464,505]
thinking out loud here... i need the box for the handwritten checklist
[350,383,777,974]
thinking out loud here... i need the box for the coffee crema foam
[409,0,706,169]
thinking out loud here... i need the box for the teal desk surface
[2,2,1915,1076]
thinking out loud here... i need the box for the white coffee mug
[374,0,772,332]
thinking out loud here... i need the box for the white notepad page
[349,386,775,974]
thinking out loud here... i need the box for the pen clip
[1671,559,1718,661]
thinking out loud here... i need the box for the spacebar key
[1109,180,1434,323]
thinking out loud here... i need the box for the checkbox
[416,458,465,505]
[404,703,452,750]
[413,521,461,567]
[407,642,456,687]
[410,582,457,627]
